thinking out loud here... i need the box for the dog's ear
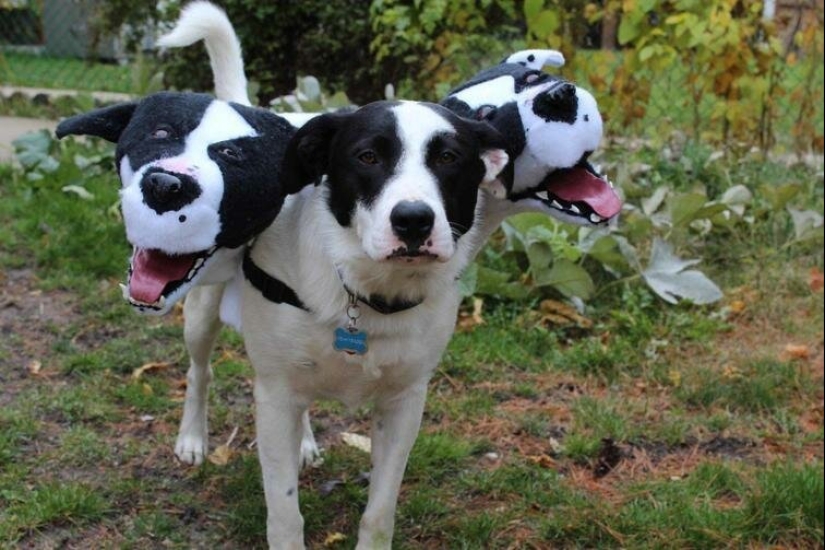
[281,111,348,195]
[55,102,139,143]
[471,120,511,198]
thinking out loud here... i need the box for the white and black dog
[241,100,509,549]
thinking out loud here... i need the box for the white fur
[513,85,602,193]
[505,48,565,69]
[156,1,250,105]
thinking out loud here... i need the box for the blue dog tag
[333,327,368,355]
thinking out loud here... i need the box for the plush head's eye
[151,127,171,139]
[358,150,378,165]
[219,146,239,159]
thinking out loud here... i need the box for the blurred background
[1,0,823,154]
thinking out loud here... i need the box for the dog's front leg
[357,381,429,550]
[176,283,224,465]
[255,374,307,550]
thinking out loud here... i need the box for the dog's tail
[157,1,251,106]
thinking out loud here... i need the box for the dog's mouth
[122,246,218,311]
[387,247,441,264]
[512,163,622,224]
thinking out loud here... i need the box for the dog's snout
[533,82,578,124]
[390,201,435,248]
[141,170,202,214]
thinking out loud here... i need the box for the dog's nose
[390,200,435,248]
[140,170,201,214]
[532,82,578,124]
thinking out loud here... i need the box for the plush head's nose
[140,170,201,214]
[532,82,578,124]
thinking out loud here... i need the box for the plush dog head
[56,91,295,314]
[284,100,508,266]
[442,49,621,226]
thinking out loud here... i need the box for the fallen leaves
[456,297,485,332]
[131,361,172,381]
[810,267,824,292]
[208,426,239,466]
[782,344,811,361]
[340,432,371,454]
[27,360,42,376]
[323,532,347,546]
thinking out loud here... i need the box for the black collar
[339,276,423,315]
[243,251,423,315]
[243,250,307,311]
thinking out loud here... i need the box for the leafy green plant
[463,157,823,308]
[577,0,824,151]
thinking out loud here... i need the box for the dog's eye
[357,151,378,165]
[151,127,171,139]
[436,151,458,165]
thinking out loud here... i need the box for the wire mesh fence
[1,1,823,154]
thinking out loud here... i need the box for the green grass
[0,131,822,548]
[0,51,135,93]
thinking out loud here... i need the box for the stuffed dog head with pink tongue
[56,91,298,314]
[442,49,621,226]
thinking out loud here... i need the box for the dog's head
[285,100,508,266]
[56,91,295,314]
[442,49,621,226]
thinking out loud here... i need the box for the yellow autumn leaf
[131,361,172,380]
[208,444,233,466]
[323,532,347,546]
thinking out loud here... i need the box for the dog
[241,99,509,548]
[54,1,326,467]
[233,61,621,546]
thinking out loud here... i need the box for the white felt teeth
[590,213,603,223]
[119,283,129,300]
[569,205,580,214]
[551,200,563,209]
[535,191,549,201]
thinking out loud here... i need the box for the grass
[0,129,822,548]
[0,51,135,93]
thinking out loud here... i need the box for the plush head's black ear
[281,111,349,195]
[55,102,139,143]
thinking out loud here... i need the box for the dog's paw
[299,434,323,469]
[175,433,208,465]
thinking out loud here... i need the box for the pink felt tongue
[546,167,622,218]
[129,249,197,304]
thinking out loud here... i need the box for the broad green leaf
[618,16,642,45]
[642,238,723,305]
[669,192,708,228]
[534,259,595,299]
[641,186,669,216]
[476,266,531,300]
[13,130,53,170]
[787,208,824,241]
[457,262,478,298]
[532,10,560,38]
[719,184,752,216]
[297,76,322,102]
[524,0,543,21]
[759,183,801,211]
